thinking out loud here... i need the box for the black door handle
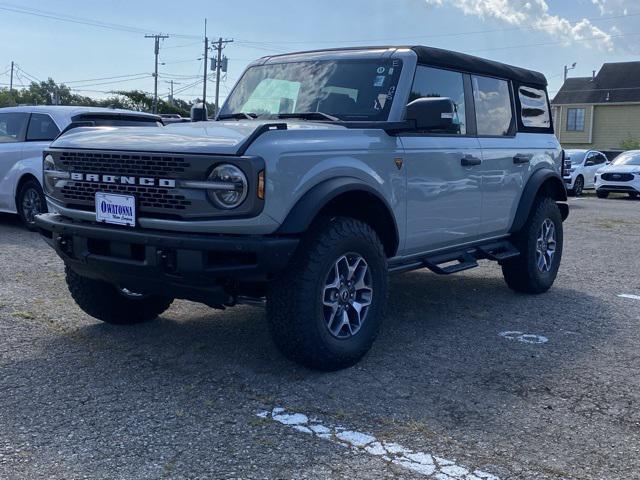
[461,156,482,167]
[513,155,531,164]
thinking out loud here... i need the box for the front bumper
[595,178,640,195]
[35,213,299,304]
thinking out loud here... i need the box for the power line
[61,72,150,84]
[0,2,200,38]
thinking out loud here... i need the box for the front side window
[410,66,466,135]
[518,86,550,129]
[566,108,585,131]
[220,59,403,121]
[0,113,29,143]
[26,113,60,141]
[472,75,513,136]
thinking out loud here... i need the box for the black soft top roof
[263,45,547,87]
[411,46,547,87]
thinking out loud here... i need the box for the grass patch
[12,310,35,320]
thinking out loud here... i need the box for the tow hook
[56,234,74,256]
[157,248,177,273]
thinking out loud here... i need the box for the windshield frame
[219,57,404,123]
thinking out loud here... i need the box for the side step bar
[389,240,520,275]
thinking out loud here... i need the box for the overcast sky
[1,0,638,105]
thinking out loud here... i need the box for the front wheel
[502,197,563,294]
[569,175,584,197]
[267,217,388,371]
[629,192,639,199]
[65,267,173,325]
[596,190,609,199]
[17,179,47,231]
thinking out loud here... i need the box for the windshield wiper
[276,112,339,122]
[217,112,259,120]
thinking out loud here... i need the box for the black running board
[389,240,520,275]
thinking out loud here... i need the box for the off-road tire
[17,179,47,231]
[569,175,583,197]
[65,266,173,325]
[596,190,609,199]
[502,196,563,294]
[267,217,388,371]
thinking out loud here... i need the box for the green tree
[621,136,640,151]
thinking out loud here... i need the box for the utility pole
[202,19,209,116]
[212,37,233,116]
[564,62,577,82]
[145,33,169,114]
[166,80,180,105]
[9,61,14,93]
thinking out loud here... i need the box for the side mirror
[406,97,458,133]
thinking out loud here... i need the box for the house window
[566,108,585,131]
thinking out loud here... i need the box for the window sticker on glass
[375,94,388,110]
[388,67,394,76]
[377,66,386,74]
[373,75,386,87]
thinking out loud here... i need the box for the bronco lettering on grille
[70,173,176,188]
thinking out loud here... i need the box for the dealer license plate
[95,192,136,227]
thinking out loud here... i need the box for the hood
[600,163,640,173]
[51,119,346,155]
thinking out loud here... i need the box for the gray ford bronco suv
[36,46,568,370]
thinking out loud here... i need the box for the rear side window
[518,86,550,129]
[26,113,60,141]
[472,75,513,136]
[0,113,29,143]
[410,66,467,135]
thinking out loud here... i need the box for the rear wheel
[65,266,173,325]
[502,197,563,294]
[17,179,47,231]
[267,217,388,371]
[596,190,609,199]
[569,175,584,197]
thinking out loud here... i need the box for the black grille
[59,151,191,176]
[601,172,634,182]
[61,182,191,210]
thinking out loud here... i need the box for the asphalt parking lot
[1,194,639,480]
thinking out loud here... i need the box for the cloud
[591,0,633,15]
[424,0,615,51]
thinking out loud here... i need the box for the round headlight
[207,164,248,209]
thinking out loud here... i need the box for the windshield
[220,59,403,121]
[566,151,586,165]
[612,151,640,166]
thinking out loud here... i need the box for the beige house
[551,62,640,151]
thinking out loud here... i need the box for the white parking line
[499,331,548,344]
[618,294,640,301]
[257,407,500,479]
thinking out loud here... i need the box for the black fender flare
[277,177,399,251]
[509,168,569,233]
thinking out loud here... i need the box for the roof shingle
[552,62,640,105]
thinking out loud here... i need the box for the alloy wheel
[535,218,557,273]
[322,253,373,339]
[21,187,44,225]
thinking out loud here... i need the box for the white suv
[595,150,640,199]
[563,149,608,196]
[0,106,162,229]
